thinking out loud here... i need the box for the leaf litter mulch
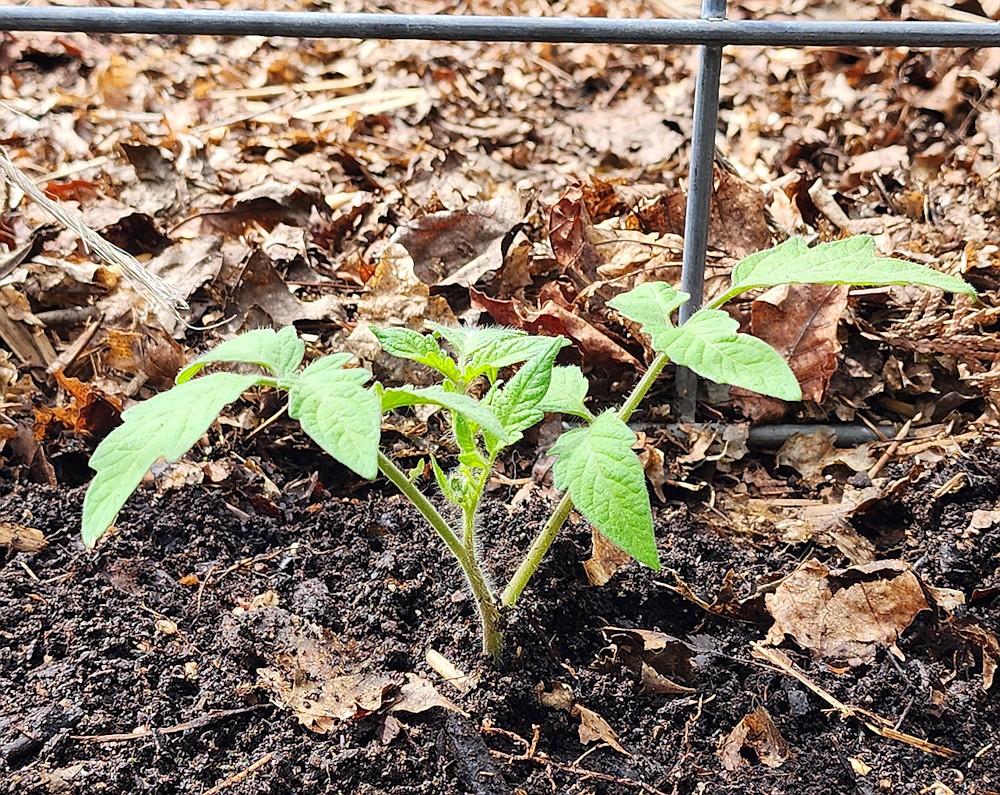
[2,0,1000,792]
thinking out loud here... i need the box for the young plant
[82,235,974,658]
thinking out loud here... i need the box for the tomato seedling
[82,235,974,657]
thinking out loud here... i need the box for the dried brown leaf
[750,282,849,405]
[392,192,526,287]
[764,559,930,664]
[776,428,874,487]
[719,707,790,770]
[537,682,629,755]
[470,290,637,367]
[601,627,697,695]
[583,528,632,586]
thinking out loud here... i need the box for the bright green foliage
[287,356,381,480]
[549,411,658,569]
[370,327,461,383]
[379,385,510,442]
[465,335,568,379]
[611,285,800,400]
[487,337,564,445]
[82,372,260,547]
[661,310,801,401]
[536,366,592,420]
[721,235,977,306]
[83,233,977,661]
[176,326,304,384]
[607,282,689,350]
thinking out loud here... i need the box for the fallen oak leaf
[764,559,929,665]
[392,192,527,287]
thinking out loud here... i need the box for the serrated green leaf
[82,372,260,547]
[371,326,461,382]
[656,309,802,401]
[549,411,658,569]
[287,357,380,480]
[426,322,473,357]
[535,366,592,420]
[462,327,529,356]
[727,236,976,302]
[465,335,568,377]
[380,385,509,442]
[176,326,304,384]
[488,338,563,443]
[607,282,691,351]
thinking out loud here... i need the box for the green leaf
[371,326,461,382]
[430,455,461,505]
[488,338,563,442]
[287,357,380,480]
[465,334,568,377]
[535,366,592,420]
[82,372,261,547]
[380,385,510,442]
[176,326,304,384]
[426,322,475,357]
[462,327,529,357]
[727,236,976,301]
[656,310,802,401]
[549,411,658,569]
[607,282,690,352]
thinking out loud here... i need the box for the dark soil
[1,445,998,795]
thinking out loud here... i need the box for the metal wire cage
[3,2,998,416]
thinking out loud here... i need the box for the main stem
[499,352,671,607]
[377,452,502,658]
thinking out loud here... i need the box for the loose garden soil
[2,442,998,794]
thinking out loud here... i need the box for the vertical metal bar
[675,0,728,420]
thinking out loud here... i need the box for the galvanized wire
[1,8,999,47]
[5,4,996,418]
[676,0,728,418]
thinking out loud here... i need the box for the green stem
[377,452,502,658]
[500,352,671,607]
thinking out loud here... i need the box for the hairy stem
[500,352,671,607]
[377,452,502,657]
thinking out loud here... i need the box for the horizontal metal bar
[1,8,999,47]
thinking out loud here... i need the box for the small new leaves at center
[549,411,659,569]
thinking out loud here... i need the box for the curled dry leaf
[776,428,874,487]
[734,282,849,421]
[583,527,633,586]
[536,682,629,755]
[33,370,123,439]
[953,621,999,692]
[392,192,527,287]
[764,559,930,665]
[719,707,790,771]
[600,627,696,695]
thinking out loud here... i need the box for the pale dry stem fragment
[0,144,187,316]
